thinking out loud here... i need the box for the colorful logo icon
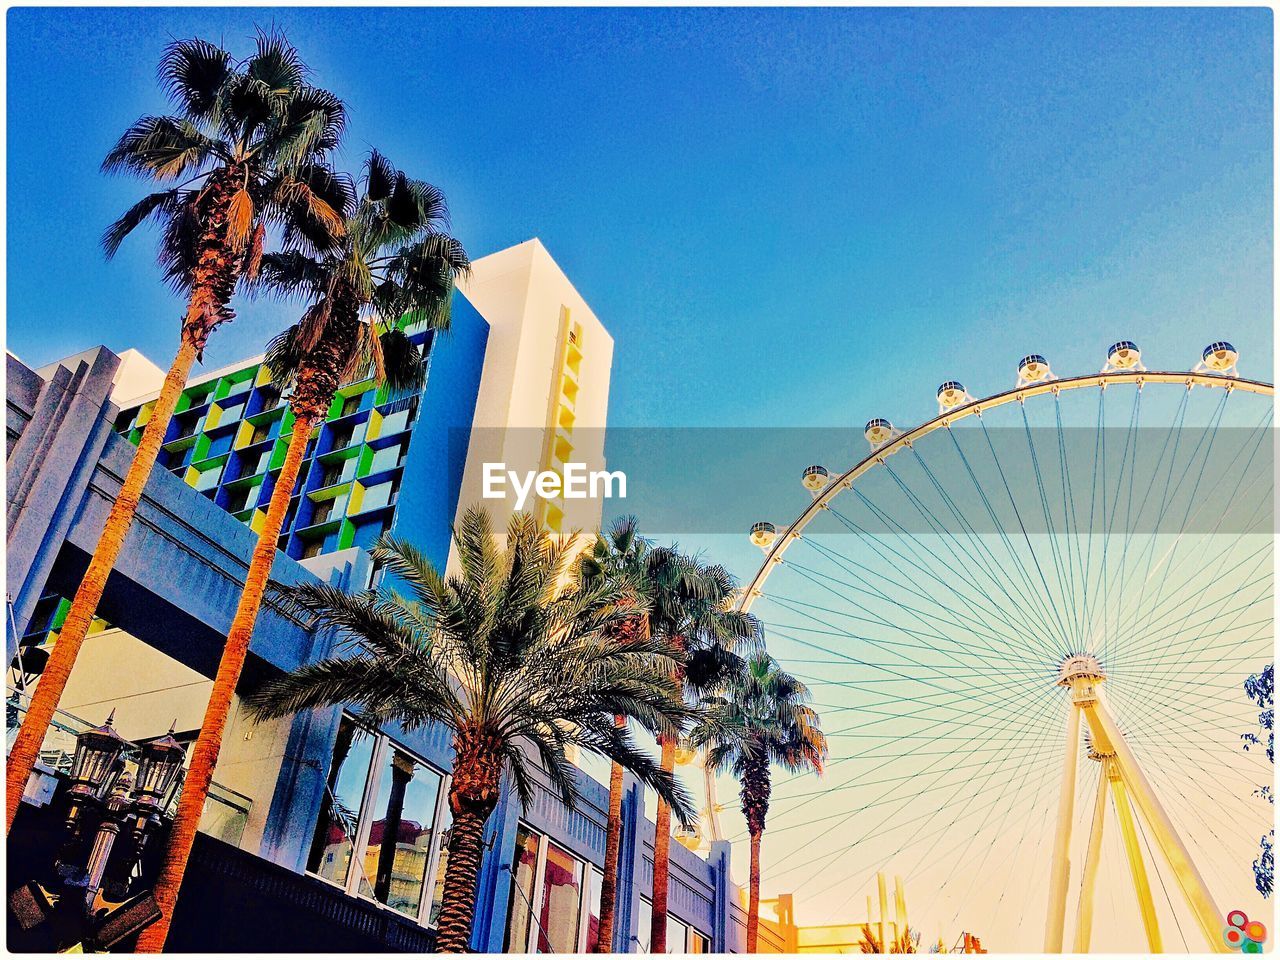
[1223,910,1267,953]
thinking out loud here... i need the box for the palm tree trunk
[649,732,677,953]
[4,333,199,831]
[433,804,491,953]
[747,829,762,953]
[740,753,771,955]
[595,714,626,953]
[134,414,314,952]
[435,732,503,955]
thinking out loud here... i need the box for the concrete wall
[452,238,615,561]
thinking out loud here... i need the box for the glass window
[356,747,443,919]
[537,843,584,953]
[427,805,453,927]
[306,717,377,887]
[226,486,253,514]
[306,716,450,928]
[380,407,412,435]
[369,442,405,473]
[220,401,246,423]
[360,479,398,512]
[689,930,710,953]
[668,916,688,954]
[505,826,542,952]
[636,898,652,953]
[583,867,605,953]
[193,464,222,491]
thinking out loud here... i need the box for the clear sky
[7,6,1273,430]
[7,6,1274,950]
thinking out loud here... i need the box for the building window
[505,826,541,952]
[505,825,599,953]
[632,898,708,953]
[583,867,605,952]
[306,715,451,927]
[192,464,222,491]
[226,486,253,514]
[341,393,363,418]
[251,423,271,446]
[360,479,398,512]
[536,842,584,952]
[368,442,405,474]
[330,425,354,451]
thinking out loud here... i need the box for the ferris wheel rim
[737,369,1274,615]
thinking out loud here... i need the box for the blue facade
[6,342,747,953]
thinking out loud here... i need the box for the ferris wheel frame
[701,362,1274,952]
[738,368,1273,613]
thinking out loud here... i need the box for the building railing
[5,689,252,846]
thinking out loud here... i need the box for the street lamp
[9,711,186,951]
[66,710,127,810]
[133,723,186,814]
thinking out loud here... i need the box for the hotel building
[6,240,764,952]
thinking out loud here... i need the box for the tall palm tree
[134,151,464,951]
[242,508,697,953]
[5,33,348,830]
[648,557,760,952]
[693,651,827,953]
[575,516,670,953]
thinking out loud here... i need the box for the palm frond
[158,38,231,121]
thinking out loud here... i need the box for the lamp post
[8,712,187,951]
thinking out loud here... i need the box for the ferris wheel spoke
[1021,399,1088,650]
[878,455,1063,654]
[802,530,1041,665]
[1117,391,1233,648]
[1110,413,1273,662]
[759,684,1065,854]
[900,444,1071,653]
[946,425,1077,651]
[780,552,1050,671]
[831,488,1054,664]
[1112,551,1272,688]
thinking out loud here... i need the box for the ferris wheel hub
[1057,653,1106,686]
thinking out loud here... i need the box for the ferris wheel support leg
[1082,701,1228,953]
[1073,763,1109,953]
[1043,703,1082,953]
[1106,758,1163,953]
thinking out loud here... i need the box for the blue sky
[7,9,1273,941]
[7,7,1272,437]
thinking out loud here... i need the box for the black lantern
[133,724,186,813]
[68,711,127,803]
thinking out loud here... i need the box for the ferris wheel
[715,341,1274,953]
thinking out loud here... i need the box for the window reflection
[505,826,541,952]
[537,843,583,952]
[306,717,376,886]
[584,867,605,952]
[306,715,449,927]
[356,748,442,918]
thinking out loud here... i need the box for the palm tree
[858,924,918,954]
[575,516,670,953]
[242,508,697,953]
[5,33,348,831]
[647,556,760,953]
[693,651,827,953]
[134,151,464,951]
